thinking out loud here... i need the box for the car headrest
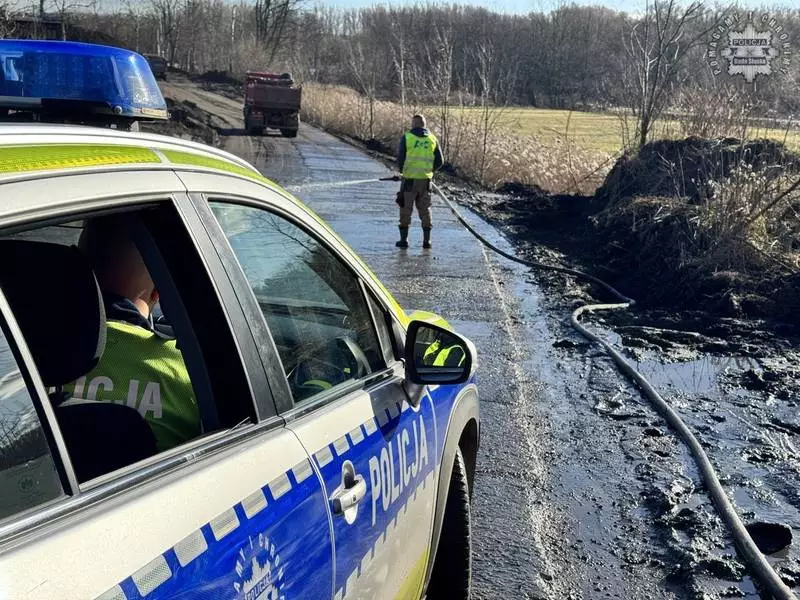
[0,240,106,387]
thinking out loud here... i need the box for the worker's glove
[395,191,405,208]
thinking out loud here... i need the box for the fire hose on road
[426,179,796,600]
[292,174,796,598]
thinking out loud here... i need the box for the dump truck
[243,71,301,137]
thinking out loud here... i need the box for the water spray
[286,175,400,192]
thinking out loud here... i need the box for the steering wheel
[287,336,371,399]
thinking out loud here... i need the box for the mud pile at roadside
[463,136,800,332]
[191,71,243,101]
[593,137,800,323]
[141,96,220,147]
[596,137,799,206]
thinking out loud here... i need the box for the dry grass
[301,83,800,196]
[700,165,800,271]
[301,84,612,194]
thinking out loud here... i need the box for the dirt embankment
[458,137,800,337]
[141,72,245,145]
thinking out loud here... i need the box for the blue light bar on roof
[0,40,167,120]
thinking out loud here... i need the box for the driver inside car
[63,216,201,452]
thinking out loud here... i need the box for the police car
[0,41,479,599]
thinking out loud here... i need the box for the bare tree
[387,8,412,111]
[0,2,15,38]
[285,6,331,82]
[254,0,300,64]
[472,33,517,185]
[33,0,97,40]
[123,0,149,52]
[182,0,202,71]
[229,2,237,73]
[343,10,390,140]
[422,22,455,160]
[149,0,181,64]
[623,0,719,149]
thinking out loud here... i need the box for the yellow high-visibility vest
[64,320,200,452]
[402,132,437,180]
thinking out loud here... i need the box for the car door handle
[331,475,367,515]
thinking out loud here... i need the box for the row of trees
[288,5,798,108]
[290,2,798,149]
[1,1,798,148]
[1,0,302,71]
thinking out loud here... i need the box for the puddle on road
[502,248,800,595]
[631,354,759,396]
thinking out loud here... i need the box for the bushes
[300,83,611,194]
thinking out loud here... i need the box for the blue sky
[319,0,799,13]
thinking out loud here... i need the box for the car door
[0,181,333,599]
[192,188,439,600]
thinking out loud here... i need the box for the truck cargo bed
[245,85,301,111]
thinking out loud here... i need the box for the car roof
[0,123,409,320]
[0,123,272,188]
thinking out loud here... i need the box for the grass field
[459,106,800,154]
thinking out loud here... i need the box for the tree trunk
[639,110,650,148]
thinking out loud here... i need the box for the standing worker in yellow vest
[396,114,444,249]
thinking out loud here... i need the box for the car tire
[426,447,471,600]
[280,129,298,138]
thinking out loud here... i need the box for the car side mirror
[404,320,476,385]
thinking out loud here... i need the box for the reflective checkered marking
[94,396,439,599]
[94,453,310,599]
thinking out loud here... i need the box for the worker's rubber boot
[395,227,409,248]
[422,228,432,249]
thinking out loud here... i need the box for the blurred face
[99,240,157,309]
[124,244,158,308]
[80,221,159,315]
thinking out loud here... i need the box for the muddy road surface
[158,78,800,599]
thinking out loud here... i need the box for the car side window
[209,201,385,403]
[0,316,63,521]
[0,204,254,484]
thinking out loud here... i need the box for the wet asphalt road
[244,126,685,599]
[249,126,554,599]
[160,78,792,599]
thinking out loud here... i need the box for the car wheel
[427,447,471,600]
[280,129,298,138]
